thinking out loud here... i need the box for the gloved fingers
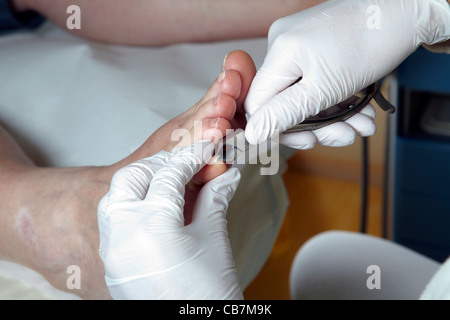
[190,168,241,227]
[244,44,303,117]
[106,151,172,204]
[245,80,329,145]
[279,131,317,150]
[145,141,215,223]
[277,104,376,149]
[343,104,377,137]
[358,104,376,120]
[278,122,356,149]
[312,122,357,147]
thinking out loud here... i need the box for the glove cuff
[423,40,450,54]
[416,0,450,48]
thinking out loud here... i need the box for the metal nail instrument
[218,81,396,164]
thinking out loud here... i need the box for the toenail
[221,54,229,71]
[209,154,222,165]
[219,70,227,82]
[209,117,221,128]
[215,94,222,105]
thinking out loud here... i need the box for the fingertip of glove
[244,128,257,145]
[345,113,377,137]
[361,119,377,137]
[279,131,317,149]
[245,121,269,146]
[361,104,377,120]
[314,122,357,147]
[225,167,241,182]
[205,167,241,201]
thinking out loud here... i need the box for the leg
[17,0,325,46]
[289,231,441,300]
[0,50,256,299]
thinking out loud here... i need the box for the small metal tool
[285,81,395,133]
[219,81,396,163]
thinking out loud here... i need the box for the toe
[174,116,232,148]
[222,50,257,107]
[196,93,237,121]
[198,69,241,105]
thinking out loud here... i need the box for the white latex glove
[245,0,450,149]
[97,140,243,300]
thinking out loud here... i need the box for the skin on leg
[12,0,326,46]
[0,50,256,299]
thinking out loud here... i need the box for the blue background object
[393,47,450,262]
[397,47,450,95]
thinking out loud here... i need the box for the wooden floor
[242,151,384,300]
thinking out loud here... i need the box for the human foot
[116,50,256,224]
[117,50,256,174]
[0,50,256,299]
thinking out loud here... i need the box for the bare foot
[0,50,256,299]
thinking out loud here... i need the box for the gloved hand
[97,140,243,300]
[245,0,450,148]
